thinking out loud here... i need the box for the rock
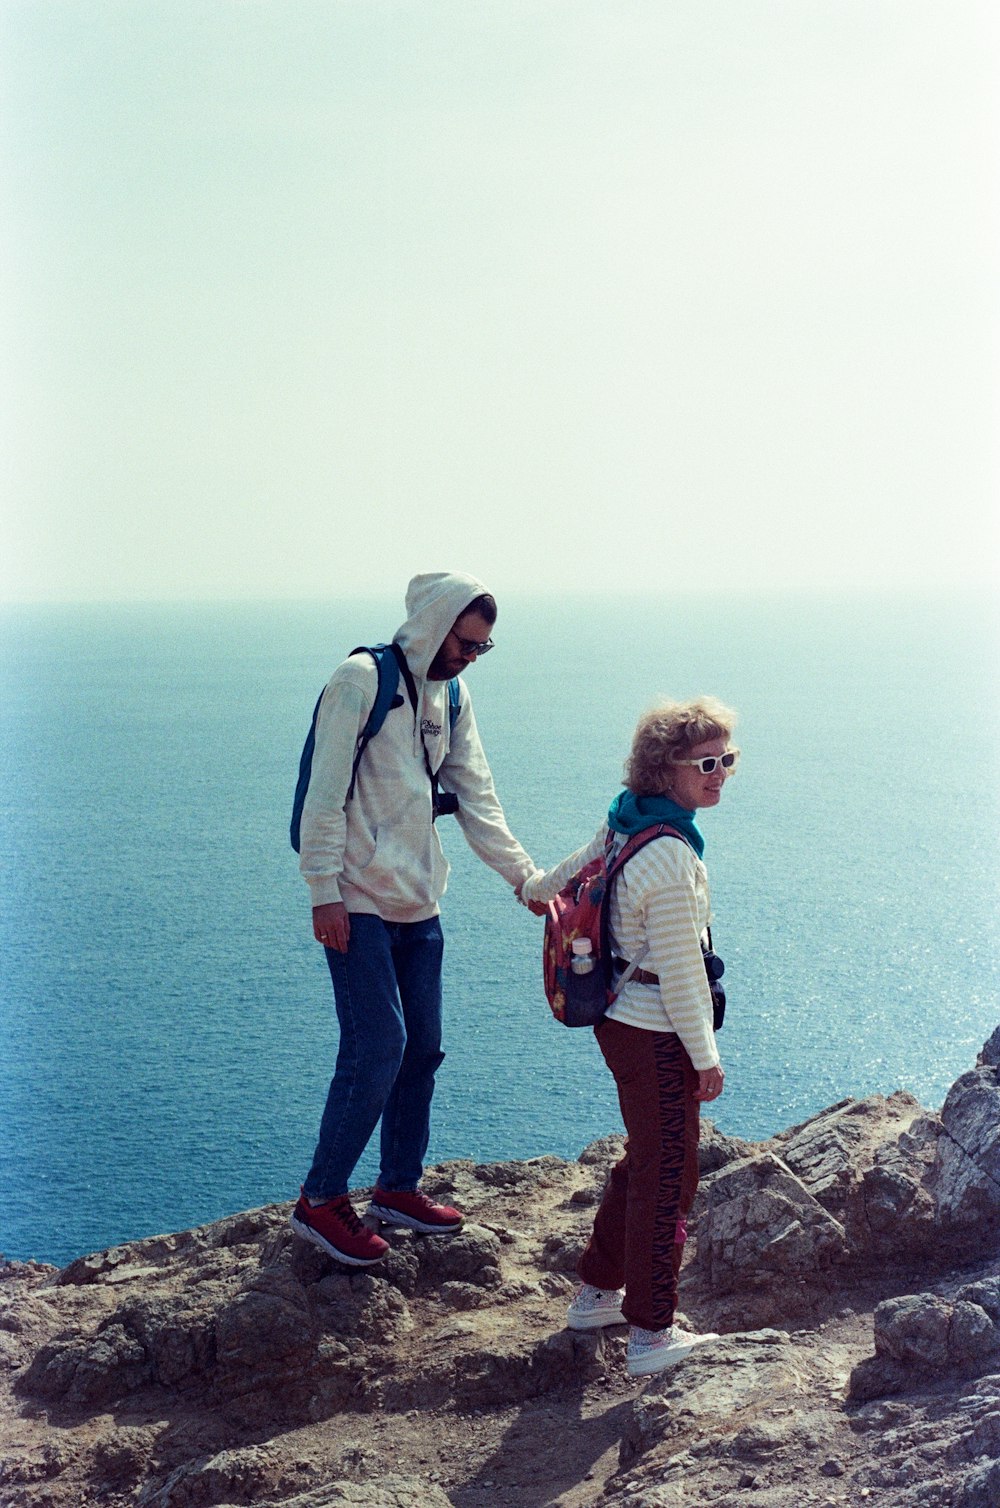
[620,1330,809,1466]
[697,1118,755,1175]
[851,1119,942,1270]
[17,1320,152,1408]
[472,1155,568,1190]
[215,1271,316,1381]
[91,1426,158,1488]
[959,1458,1000,1508]
[860,1161,931,1233]
[692,1152,849,1293]
[930,1059,1000,1249]
[113,1296,216,1386]
[577,1135,626,1169]
[874,1293,953,1366]
[448,1326,610,1406]
[56,1246,140,1287]
[262,1479,453,1507]
[55,1230,197,1287]
[851,1287,1000,1398]
[315,1273,413,1340]
[762,1085,1000,1279]
[0,1293,61,1373]
[846,1373,1000,1503]
[979,1025,1000,1067]
[135,1445,283,1506]
[773,1092,925,1221]
[539,1227,589,1274]
[328,1223,503,1295]
[0,1440,76,1487]
[848,1353,911,1401]
[438,1281,491,1310]
[4,1028,1000,1508]
[950,1300,999,1362]
[409,1224,502,1288]
[367,1241,421,1297]
[949,1379,1000,1463]
[205,1207,286,1249]
[0,1255,58,1284]
[957,1275,1000,1322]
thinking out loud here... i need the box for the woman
[520,697,737,1378]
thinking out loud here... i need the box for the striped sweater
[521,824,720,1071]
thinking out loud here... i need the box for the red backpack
[543,824,685,1027]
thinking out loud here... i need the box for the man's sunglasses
[672,748,740,775]
[451,632,494,657]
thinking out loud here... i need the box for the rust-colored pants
[578,1018,700,1331]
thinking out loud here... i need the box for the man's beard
[426,647,459,680]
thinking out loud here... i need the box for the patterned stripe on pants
[578,1017,700,1331]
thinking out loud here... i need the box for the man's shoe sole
[366,1201,463,1235]
[566,1307,626,1331]
[289,1212,386,1267]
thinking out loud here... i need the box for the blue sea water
[1,592,998,1267]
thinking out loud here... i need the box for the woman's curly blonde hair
[624,697,738,797]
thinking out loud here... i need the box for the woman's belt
[613,957,660,987]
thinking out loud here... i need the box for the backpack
[290,643,460,853]
[543,824,685,1027]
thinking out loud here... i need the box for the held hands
[695,1066,725,1102]
[313,901,350,952]
[514,880,548,917]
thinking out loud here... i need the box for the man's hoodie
[298,571,536,922]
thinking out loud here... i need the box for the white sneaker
[626,1322,718,1377]
[566,1283,626,1331]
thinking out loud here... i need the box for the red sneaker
[367,1187,463,1234]
[289,1189,389,1266]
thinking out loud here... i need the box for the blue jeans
[303,913,445,1199]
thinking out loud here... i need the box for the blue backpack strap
[289,690,326,852]
[345,644,401,800]
[289,643,402,853]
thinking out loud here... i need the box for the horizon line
[2,583,999,611]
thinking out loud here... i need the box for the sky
[2,1,997,602]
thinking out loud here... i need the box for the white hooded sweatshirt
[298,571,537,922]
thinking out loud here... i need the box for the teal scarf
[606,790,705,859]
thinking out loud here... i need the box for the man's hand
[694,1066,725,1102]
[515,880,548,917]
[313,902,350,952]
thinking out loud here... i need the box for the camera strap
[388,642,448,814]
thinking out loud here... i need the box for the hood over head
[393,571,491,681]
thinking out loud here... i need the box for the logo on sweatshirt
[421,717,443,737]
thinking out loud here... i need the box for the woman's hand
[695,1066,724,1102]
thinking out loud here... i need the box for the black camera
[702,949,725,983]
[433,790,459,820]
[702,947,726,1031]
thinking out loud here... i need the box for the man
[290,571,538,1266]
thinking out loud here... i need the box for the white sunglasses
[672,748,740,775]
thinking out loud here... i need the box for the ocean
[1,592,998,1267]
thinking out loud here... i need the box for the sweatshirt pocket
[353,819,449,910]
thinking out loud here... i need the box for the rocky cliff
[2,1029,999,1508]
